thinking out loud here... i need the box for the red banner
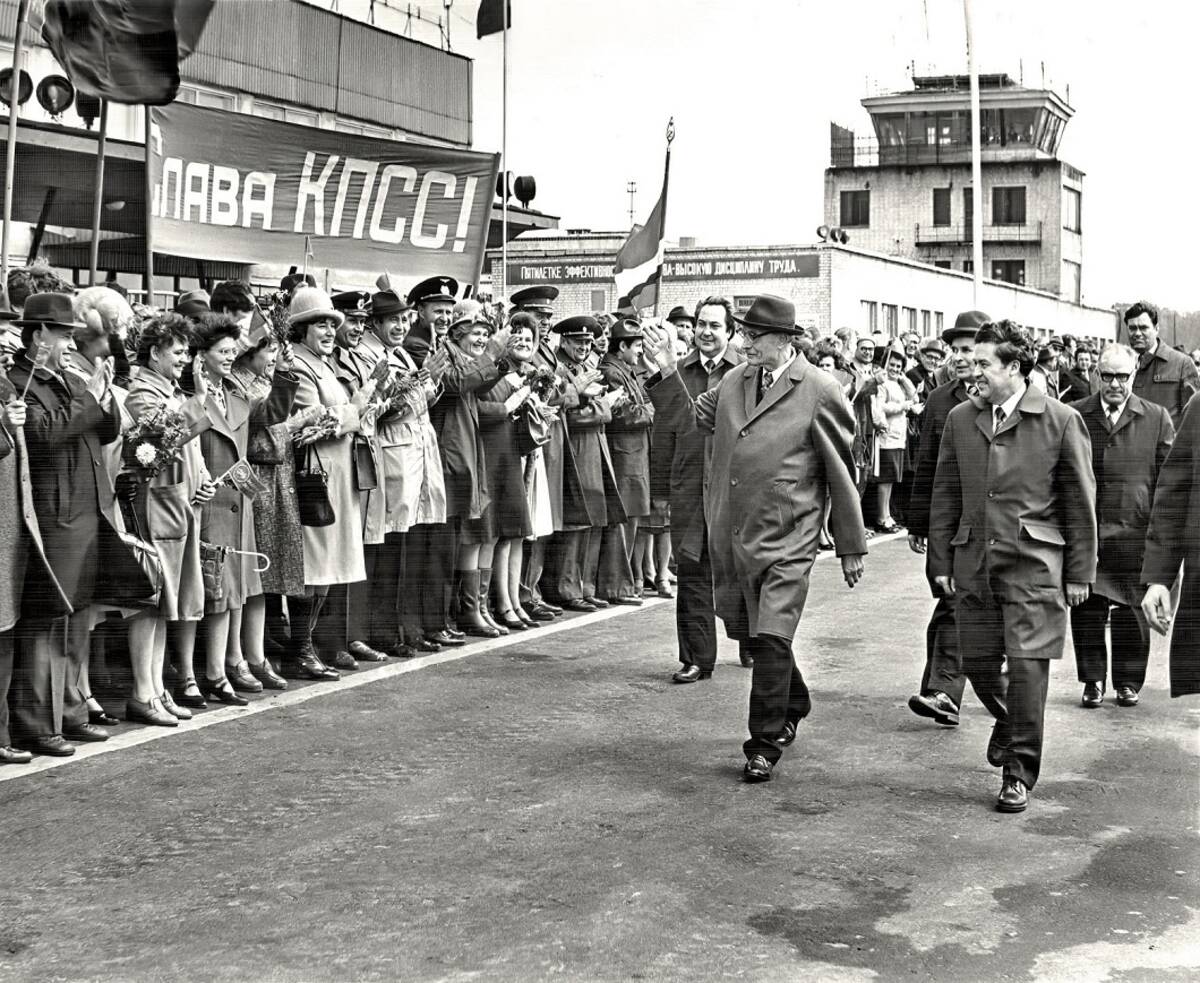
[149,102,499,284]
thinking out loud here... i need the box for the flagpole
[500,4,508,303]
[964,0,983,304]
[88,100,110,285]
[143,107,156,305]
[653,118,674,319]
[1,0,31,303]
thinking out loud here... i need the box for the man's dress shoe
[1115,685,1140,707]
[19,735,75,757]
[986,722,1008,768]
[672,665,711,684]
[560,599,597,613]
[426,630,465,647]
[0,745,34,764]
[527,605,557,621]
[538,601,563,615]
[739,651,754,669]
[908,691,960,726]
[348,641,389,662]
[996,777,1029,813]
[777,720,797,748]
[1081,682,1104,708]
[62,722,109,743]
[743,755,773,783]
[583,597,609,608]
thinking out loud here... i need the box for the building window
[840,190,870,227]
[933,260,952,270]
[883,304,898,336]
[932,188,951,227]
[861,300,878,334]
[963,187,973,227]
[935,312,944,334]
[992,186,1027,226]
[734,296,756,314]
[1064,187,1082,233]
[177,84,236,111]
[962,260,974,274]
[903,307,917,334]
[1063,260,1082,303]
[921,310,931,334]
[590,289,607,313]
[992,259,1026,286]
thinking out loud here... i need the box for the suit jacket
[1058,370,1093,404]
[661,355,866,640]
[1140,392,1200,696]
[645,345,744,560]
[928,385,1097,658]
[558,357,625,529]
[1068,393,1173,606]
[598,353,653,518]
[907,378,970,540]
[1133,342,1199,428]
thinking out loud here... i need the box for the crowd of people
[1,264,1197,814]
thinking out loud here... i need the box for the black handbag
[295,444,335,527]
[351,433,378,491]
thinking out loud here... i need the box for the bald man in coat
[644,294,867,783]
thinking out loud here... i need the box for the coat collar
[130,366,178,399]
[974,383,1046,441]
[741,354,808,423]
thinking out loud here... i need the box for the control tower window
[840,190,871,227]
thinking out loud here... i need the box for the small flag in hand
[223,458,268,502]
[20,342,51,398]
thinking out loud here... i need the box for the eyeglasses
[1099,372,1132,384]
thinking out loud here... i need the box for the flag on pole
[41,0,215,105]
[477,0,512,38]
[614,122,673,313]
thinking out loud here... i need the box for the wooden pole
[88,100,109,285]
[964,0,984,303]
[143,107,155,304]
[500,5,508,301]
[1,0,31,304]
[28,187,56,259]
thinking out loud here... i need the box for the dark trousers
[407,520,457,634]
[919,593,966,704]
[742,632,811,765]
[957,596,1052,788]
[597,520,635,600]
[1070,592,1148,691]
[581,526,603,599]
[675,541,717,672]
[11,611,90,741]
[545,528,592,601]
[0,630,14,747]
[346,537,404,646]
[519,537,547,608]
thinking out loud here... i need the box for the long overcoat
[661,356,866,640]
[429,341,503,522]
[1140,392,1200,696]
[291,342,367,587]
[9,351,137,618]
[928,385,1097,659]
[0,374,69,630]
[598,353,653,519]
[558,358,626,531]
[125,366,213,622]
[646,346,743,560]
[333,342,388,545]
[1132,342,1199,428]
[529,337,578,533]
[1067,392,1173,607]
[357,331,445,533]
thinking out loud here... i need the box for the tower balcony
[914,221,1043,245]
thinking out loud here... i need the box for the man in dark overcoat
[1140,392,1200,699]
[9,294,148,755]
[1068,345,1173,709]
[929,320,1096,813]
[1124,300,1199,427]
[644,295,866,783]
[905,310,988,726]
[645,297,747,683]
[597,318,652,605]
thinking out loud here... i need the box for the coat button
[987,491,994,498]
[988,537,996,545]
[731,477,738,486]
[740,430,748,438]
[231,503,239,513]
[733,526,740,534]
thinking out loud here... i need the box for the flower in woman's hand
[135,443,158,467]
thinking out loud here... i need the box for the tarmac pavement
[1,536,1197,982]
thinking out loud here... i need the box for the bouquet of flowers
[292,407,340,447]
[375,368,423,421]
[522,364,563,404]
[123,403,191,482]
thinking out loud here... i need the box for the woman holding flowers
[123,314,216,725]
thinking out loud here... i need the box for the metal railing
[914,221,1043,245]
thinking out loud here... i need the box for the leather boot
[456,569,499,638]
[478,568,508,635]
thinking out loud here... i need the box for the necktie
[993,406,1006,433]
[703,359,716,377]
[1109,407,1121,428]
[758,369,771,404]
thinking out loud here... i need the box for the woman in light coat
[284,288,373,679]
[124,314,216,725]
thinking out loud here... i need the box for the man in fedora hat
[404,275,458,369]
[644,293,867,783]
[8,293,146,755]
[906,309,988,729]
[174,289,211,318]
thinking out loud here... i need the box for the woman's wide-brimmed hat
[287,286,345,328]
[730,294,803,336]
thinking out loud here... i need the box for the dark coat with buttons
[655,355,866,640]
[1140,393,1200,696]
[1067,393,1172,607]
[598,353,653,519]
[906,378,970,541]
[928,385,1097,659]
[1132,342,1199,428]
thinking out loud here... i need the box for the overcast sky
[326,0,1198,311]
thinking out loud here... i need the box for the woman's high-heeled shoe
[199,676,249,707]
[174,679,207,709]
[159,690,193,720]
[126,697,179,728]
[497,609,528,631]
[84,694,119,727]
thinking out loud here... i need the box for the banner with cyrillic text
[149,102,499,283]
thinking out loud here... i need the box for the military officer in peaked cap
[403,275,458,369]
[510,284,559,332]
[543,315,627,612]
